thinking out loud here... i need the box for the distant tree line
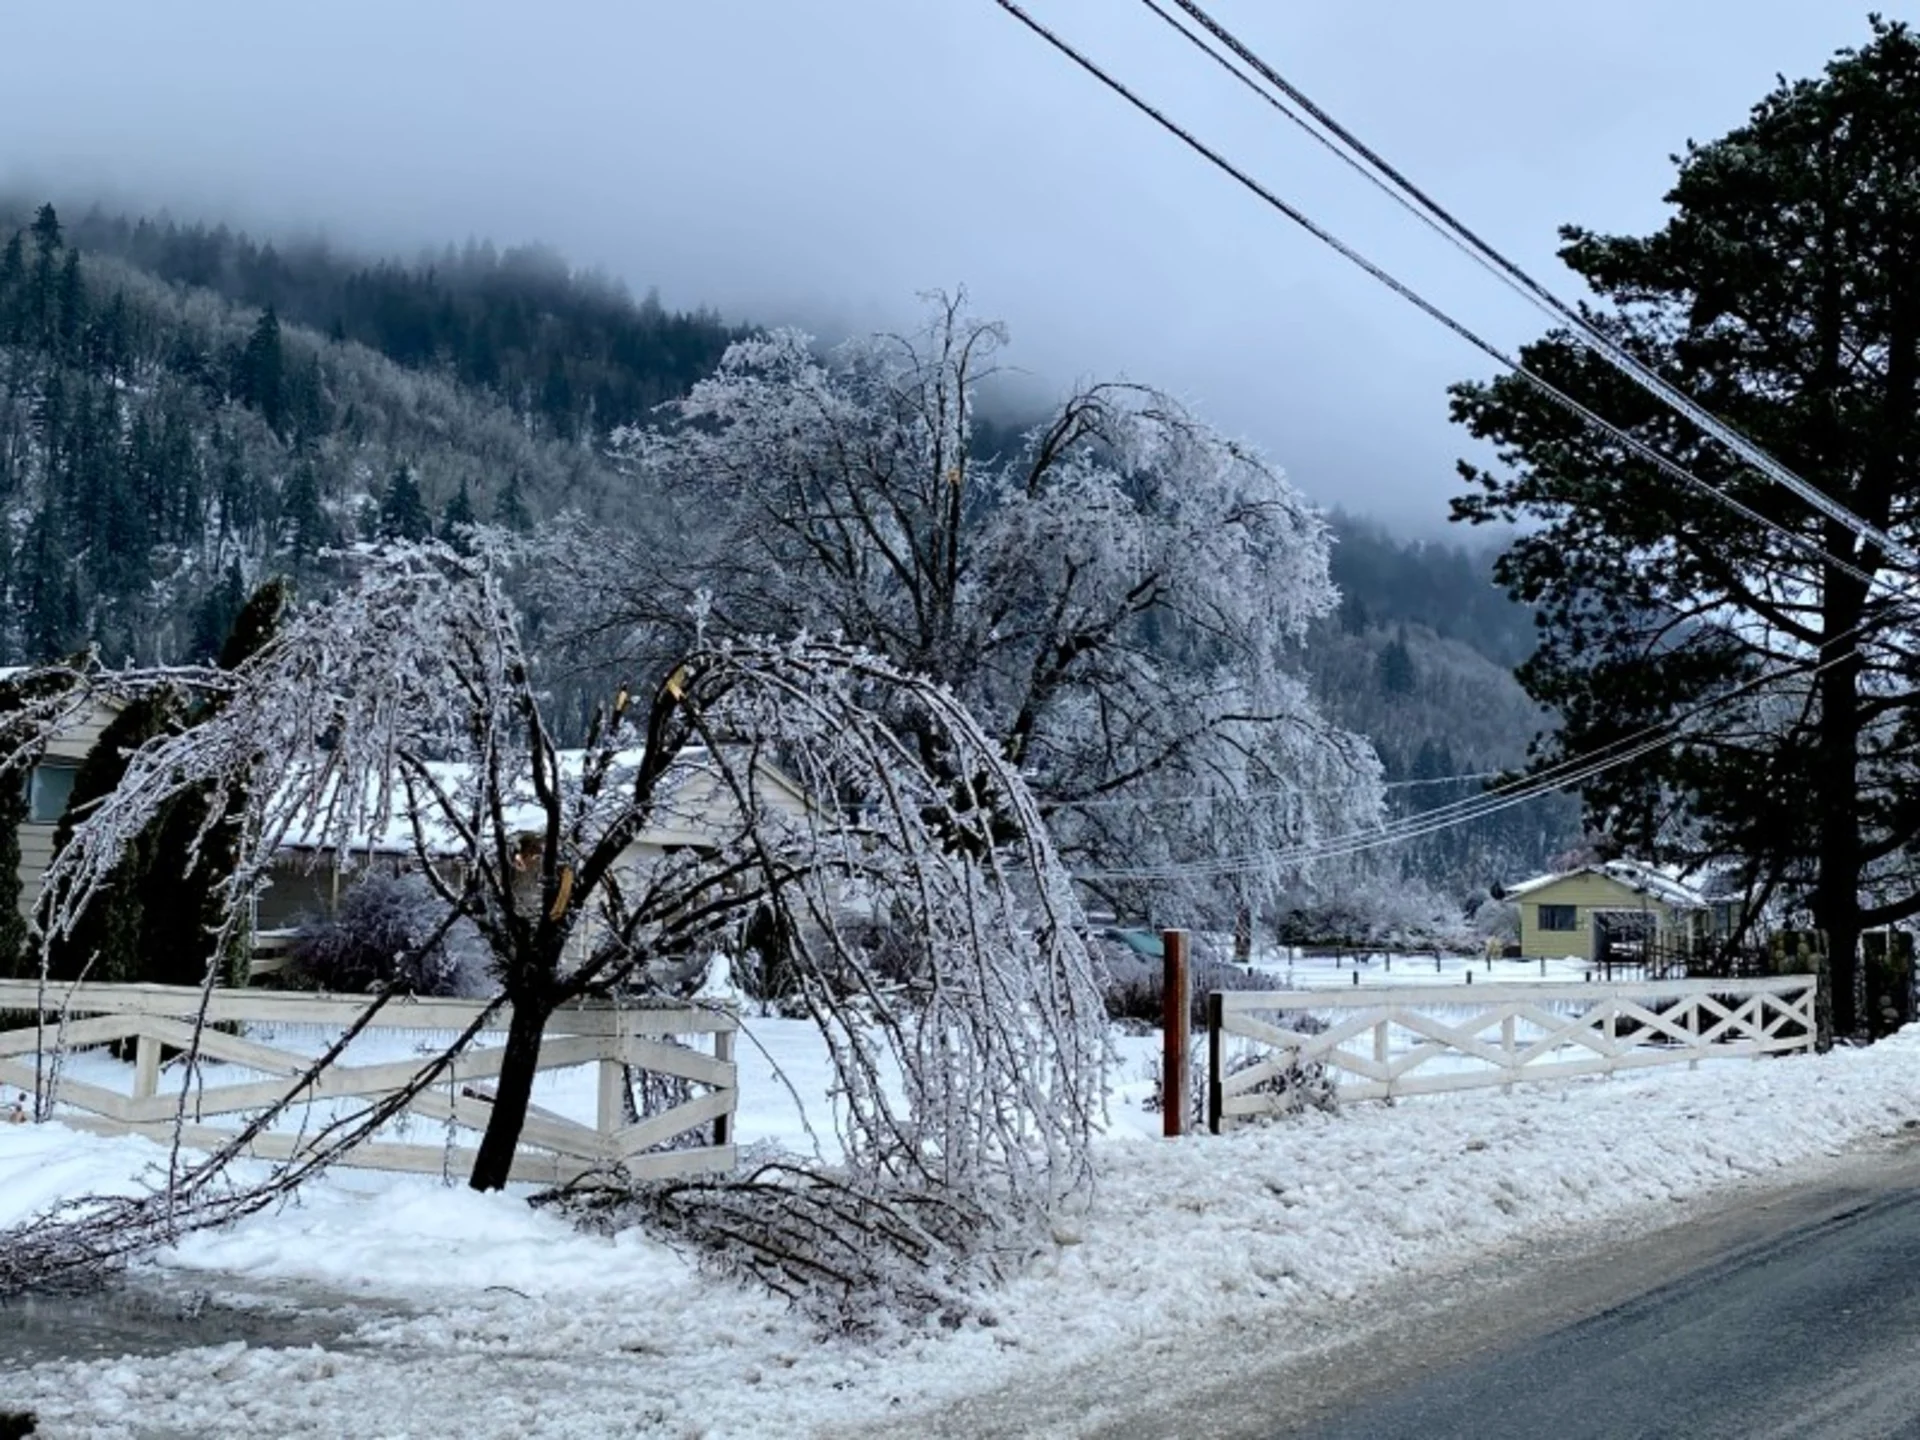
[38,204,746,440]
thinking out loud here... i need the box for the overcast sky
[0,1,1880,529]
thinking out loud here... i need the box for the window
[25,763,78,825]
[1537,903,1577,932]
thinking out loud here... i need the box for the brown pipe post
[1163,928,1190,1138]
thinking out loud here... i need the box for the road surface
[877,1137,1920,1439]
[1294,1167,1920,1439]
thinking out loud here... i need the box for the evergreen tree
[28,204,60,346]
[19,503,82,661]
[281,460,332,560]
[0,230,24,344]
[188,561,248,664]
[56,247,85,358]
[439,477,476,550]
[1376,631,1416,697]
[378,461,431,541]
[45,693,180,984]
[241,306,285,431]
[143,579,293,987]
[492,472,531,530]
[1451,19,1920,1035]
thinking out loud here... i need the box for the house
[3,675,123,922]
[257,746,819,935]
[1502,859,1723,962]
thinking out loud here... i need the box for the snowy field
[1249,947,1594,989]
[5,1015,1920,1438]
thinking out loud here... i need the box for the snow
[7,1018,1920,1437]
[1502,858,1710,909]
[1248,946,1594,988]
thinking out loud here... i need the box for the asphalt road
[871,1139,1920,1440]
[1296,1173,1920,1440]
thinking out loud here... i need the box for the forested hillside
[0,200,733,669]
[1305,516,1580,899]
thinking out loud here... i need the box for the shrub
[286,872,483,996]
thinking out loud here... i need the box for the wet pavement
[0,1274,407,1367]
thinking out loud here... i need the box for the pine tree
[1376,631,1416,697]
[188,561,248,664]
[56,248,85,358]
[281,460,332,561]
[20,503,82,661]
[241,307,285,432]
[143,579,293,987]
[492,472,531,530]
[439,477,476,551]
[28,204,61,347]
[0,230,24,344]
[46,693,180,984]
[378,462,431,541]
[1450,18,1920,1035]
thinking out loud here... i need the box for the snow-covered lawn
[1250,947,1593,989]
[5,1021,1920,1438]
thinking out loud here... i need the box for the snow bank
[6,1028,1920,1438]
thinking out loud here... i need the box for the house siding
[1516,872,1692,960]
[14,695,123,920]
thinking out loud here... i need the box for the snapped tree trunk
[468,988,554,1192]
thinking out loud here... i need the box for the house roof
[1503,859,1710,910]
[278,745,814,860]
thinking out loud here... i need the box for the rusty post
[1163,928,1190,1138]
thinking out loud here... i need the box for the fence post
[596,1053,626,1142]
[1207,991,1225,1136]
[1163,928,1190,1138]
[133,1032,160,1102]
[713,1023,735,1146]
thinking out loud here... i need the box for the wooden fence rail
[0,980,737,1186]
[1208,974,1818,1133]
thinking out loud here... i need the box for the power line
[1078,617,1871,881]
[987,0,1896,599]
[983,2,1913,881]
[1151,0,1920,575]
[1049,768,1507,814]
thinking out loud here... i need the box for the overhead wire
[989,0,1901,601]
[984,0,1912,876]
[1076,609,1880,881]
[1150,0,1920,575]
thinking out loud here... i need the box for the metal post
[1207,991,1225,1135]
[1162,928,1190,1138]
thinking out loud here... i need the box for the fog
[0,0,1873,527]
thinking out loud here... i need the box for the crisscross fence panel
[0,980,737,1186]
[1208,975,1818,1133]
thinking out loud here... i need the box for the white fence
[0,980,738,1186]
[1208,974,1819,1132]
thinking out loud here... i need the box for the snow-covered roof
[277,745,813,860]
[1503,859,1710,910]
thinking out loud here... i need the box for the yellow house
[1503,860,1712,962]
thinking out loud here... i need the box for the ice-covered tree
[2,541,1105,1217]
[539,294,1383,932]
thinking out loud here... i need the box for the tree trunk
[468,989,554,1192]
